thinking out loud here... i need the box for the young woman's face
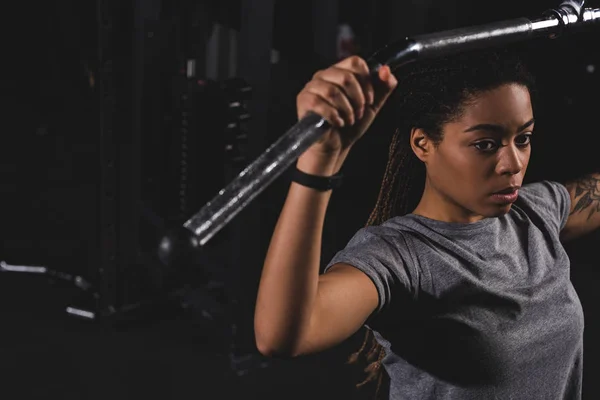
[422,83,534,222]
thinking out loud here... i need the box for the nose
[495,143,525,176]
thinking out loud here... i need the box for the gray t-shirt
[325,181,584,399]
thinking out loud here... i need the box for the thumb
[372,65,398,111]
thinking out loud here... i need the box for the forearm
[254,149,346,356]
[562,172,600,241]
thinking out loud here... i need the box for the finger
[372,65,398,110]
[303,79,356,126]
[378,65,397,88]
[297,90,346,128]
[333,56,375,106]
[313,66,367,122]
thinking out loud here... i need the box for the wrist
[290,167,343,192]
[297,147,349,176]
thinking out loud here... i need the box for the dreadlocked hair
[348,46,535,399]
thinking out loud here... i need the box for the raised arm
[560,173,600,242]
[254,56,397,357]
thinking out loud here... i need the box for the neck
[412,179,484,224]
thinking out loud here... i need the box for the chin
[485,204,513,218]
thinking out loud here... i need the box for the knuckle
[340,71,355,87]
[306,94,320,108]
[326,107,338,119]
[357,97,365,109]
[296,90,307,104]
[325,85,339,100]
[330,110,343,125]
[348,55,363,68]
[297,92,317,110]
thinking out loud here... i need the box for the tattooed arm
[560,173,600,242]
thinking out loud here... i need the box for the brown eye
[473,140,498,152]
[515,133,532,147]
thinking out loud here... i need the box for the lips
[494,186,520,194]
[491,187,520,204]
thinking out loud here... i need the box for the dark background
[1,0,599,399]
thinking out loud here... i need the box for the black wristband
[291,167,343,191]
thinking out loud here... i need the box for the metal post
[123,0,162,306]
[96,0,119,314]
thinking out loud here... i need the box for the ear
[410,127,432,163]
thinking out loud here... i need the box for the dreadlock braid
[366,127,420,226]
[347,46,535,399]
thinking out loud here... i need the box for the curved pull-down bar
[170,1,599,251]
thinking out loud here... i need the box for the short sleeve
[516,180,571,232]
[324,224,418,313]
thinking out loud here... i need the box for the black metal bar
[97,0,119,313]
[180,2,600,248]
[122,0,162,306]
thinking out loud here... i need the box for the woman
[254,47,598,399]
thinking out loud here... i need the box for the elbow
[254,324,301,359]
[255,340,294,359]
[255,340,273,357]
[254,333,298,359]
[254,332,277,357]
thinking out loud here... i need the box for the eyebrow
[464,118,535,134]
